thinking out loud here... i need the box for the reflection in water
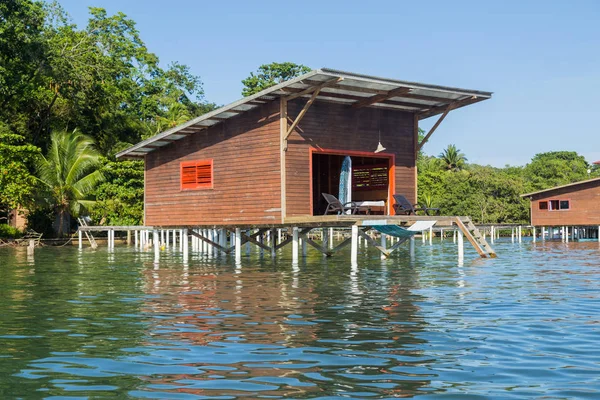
[0,238,599,398]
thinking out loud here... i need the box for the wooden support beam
[330,236,352,254]
[283,79,343,151]
[416,104,454,152]
[286,89,429,111]
[419,96,480,120]
[274,227,309,251]
[357,228,390,257]
[241,228,273,252]
[189,230,233,254]
[285,88,321,143]
[386,237,410,254]
[284,77,343,101]
[298,229,331,256]
[352,87,412,108]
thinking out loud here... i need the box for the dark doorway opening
[311,152,393,215]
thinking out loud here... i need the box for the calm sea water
[1,238,599,399]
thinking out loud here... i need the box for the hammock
[364,220,437,238]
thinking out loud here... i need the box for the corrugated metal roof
[521,177,600,198]
[116,68,492,159]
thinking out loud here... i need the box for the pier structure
[78,215,497,262]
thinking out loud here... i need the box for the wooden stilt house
[522,177,600,226]
[117,69,491,226]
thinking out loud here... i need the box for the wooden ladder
[454,217,497,258]
[77,218,98,249]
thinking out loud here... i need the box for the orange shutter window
[180,160,213,190]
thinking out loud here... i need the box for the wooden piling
[292,227,299,264]
[351,225,358,264]
[457,229,464,260]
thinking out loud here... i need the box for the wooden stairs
[455,217,497,258]
[77,218,98,249]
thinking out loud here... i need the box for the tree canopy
[1,1,597,235]
[417,149,599,224]
[241,62,311,96]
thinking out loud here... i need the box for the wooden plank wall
[285,100,416,217]
[530,182,600,226]
[145,102,282,226]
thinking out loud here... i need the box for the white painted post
[422,230,426,243]
[532,226,536,242]
[440,229,444,241]
[409,236,415,258]
[235,228,242,264]
[160,229,165,246]
[292,227,299,264]
[214,229,219,257]
[172,229,177,249]
[179,229,184,251]
[490,226,494,244]
[153,229,159,259]
[134,230,138,248]
[78,230,82,249]
[183,228,189,260]
[511,228,515,243]
[380,233,387,260]
[329,228,334,249]
[270,228,276,258]
[566,226,569,243]
[278,228,282,245]
[453,229,457,243]
[429,226,433,245]
[351,225,359,265]
[457,229,464,261]
[166,230,170,248]
[518,226,522,243]
[323,228,329,256]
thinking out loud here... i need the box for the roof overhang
[117,68,492,160]
[521,176,600,198]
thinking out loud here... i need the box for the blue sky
[58,0,600,167]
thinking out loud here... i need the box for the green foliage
[90,159,144,225]
[523,151,595,191]
[241,62,311,96]
[0,2,211,155]
[0,224,23,239]
[35,129,104,235]
[418,150,532,224]
[439,144,467,171]
[0,122,40,212]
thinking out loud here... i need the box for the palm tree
[36,130,104,236]
[156,103,191,132]
[439,144,468,171]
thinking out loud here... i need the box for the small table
[354,200,386,215]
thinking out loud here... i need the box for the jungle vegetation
[1,0,597,235]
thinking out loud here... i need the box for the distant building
[8,208,27,230]
[521,177,600,227]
